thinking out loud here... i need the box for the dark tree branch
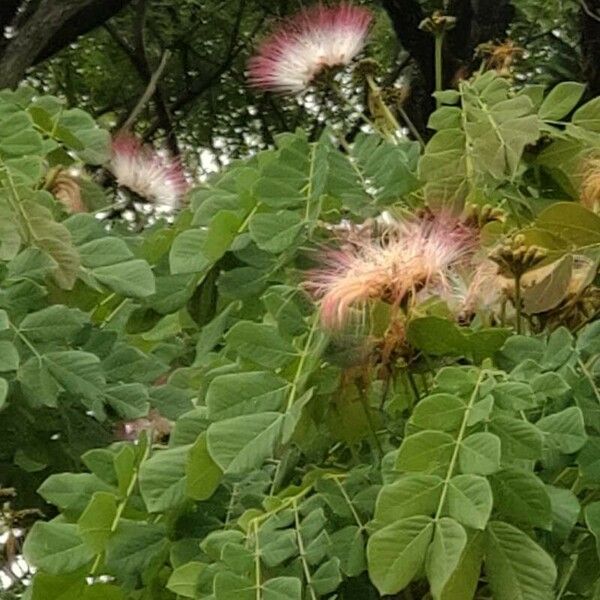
[0,0,96,88]
[143,1,263,141]
[581,0,600,95]
[0,0,132,88]
[382,0,514,138]
[104,2,179,155]
[33,0,132,63]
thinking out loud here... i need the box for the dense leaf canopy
[0,1,600,599]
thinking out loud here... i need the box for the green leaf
[195,302,239,356]
[459,432,501,475]
[439,531,484,600]
[490,416,543,460]
[426,517,467,600]
[249,210,304,253]
[23,521,94,575]
[104,383,149,420]
[491,382,536,410]
[18,356,59,407]
[45,350,105,407]
[585,502,600,562]
[263,576,302,600]
[78,491,117,553]
[206,371,290,421]
[410,393,466,432]
[374,474,443,525]
[213,571,254,600]
[329,526,366,577]
[536,406,587,454]
[484,521,557,600]
[396,430,455,474]
[38,473,114,519]
[93,259,156,298]
[407,317,467,356]
[489,468,552,530]
[78,237,134,268]
[0,340,19,371]
[539,82,586,120]
[186,433,222,500]
[19,305,87,342]
[572,96,600,132]
[536,202,600,248]
[0,377,7,409]
[367,515,434,595]
[312,557,342,595]
[578,437,600,483]
[166,562,205,598]
[207,412,285,474]
[0,309,9,330]
[139,445,189,512]
[546,485,579,541]
[225,321,297,369]
[169,229,211,274]
[105,520,169,582]
[447,474,493,530]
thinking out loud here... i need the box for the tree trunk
[581,0,600,96]
[382,0,514,138]
[0,0,132,89]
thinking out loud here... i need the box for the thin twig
[122,50,171,130]
[581,0,600,22]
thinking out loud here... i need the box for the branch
[581,0,600,22]
[33,0,133,64]
[143,1,262,140]
[169,0,249,112]
[122,50,171,130]
[105,1,179,154]
[0,0,98,88]
[581,0,600,95]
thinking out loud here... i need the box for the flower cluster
[247,3,372,93]
[307,212,477,329]
[110,133,188,209]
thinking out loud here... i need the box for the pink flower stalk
[248,3,373,93]
[308,213,477,329]
[110,133,188,208]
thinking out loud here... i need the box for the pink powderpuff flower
[247,3,373,94]
[307,213,477,329]
[110,133,188,209]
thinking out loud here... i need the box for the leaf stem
[357,384,383,459]
[434,33,444,104]
[434,370,486,521]
[292,498,318,600]
[253,520,261,600]
[514,274,522,335]
[286,314,320,411]
[332,476,364,529]
[90,441,150,576]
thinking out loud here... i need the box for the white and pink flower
[248,3,373,94]
[307,212,477,329]
[110,133,188,208]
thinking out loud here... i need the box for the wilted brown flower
[49,169,87,214]
[580,154,600,213]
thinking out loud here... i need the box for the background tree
[1,0,597,173]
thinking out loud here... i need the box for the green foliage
[1,68,600,600]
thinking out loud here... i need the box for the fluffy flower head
[307,212,476,329]
[110,133,188,208]
[248,3,373,93]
